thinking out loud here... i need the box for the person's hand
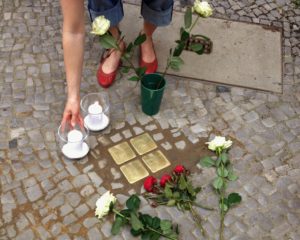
[61,97,83,128]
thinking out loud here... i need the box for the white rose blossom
[193,0,213,18]
[206,136,232,151]
[91,16,110,36]
[95,191,117,219]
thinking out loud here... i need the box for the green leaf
[130,212,144,231]
[173,192,180,199]
[128,76,140,81]
[134,34,147,46]
[99,34,118,49]
[228,193,242,207]
[181,30,190,42]
[227,170,238,181]
[136,67,147,77]
[140,214,153,227]
[217,167,228,178]
[167,199,176,206]
[184,7,192,29]
[190,43,203,52]
[131,228,142,236]
[216,157,222,167]
[120,209,131,218]
[126,194,141,211]
[213,177,223,190]
[111,217,123,235]
[179,175,187,190]
[170,56,184,71]
[221,152,228,164]
[164,185,173,198]
[219,203,228,212]
[149,232,160,240]
[152,217,160,229]
[199,156,215,168]
[187,182,196,196]
[142,232,150,240]
[160,220,172,232]
[194,187,201,194]
[126,42,133,53]
[173,42,185,57]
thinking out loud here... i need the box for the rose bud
[143,176,157,192]
[160,174,172,188]
[173,165,185,175]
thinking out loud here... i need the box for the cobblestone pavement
[1,0,300,239]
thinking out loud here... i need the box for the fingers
[61,113,71,132]
[71,112,78,128]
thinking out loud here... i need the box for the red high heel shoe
[97,42,125,88]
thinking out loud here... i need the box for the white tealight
[88,101,102,115]
[67,129,83,142]
[84,101,110,131]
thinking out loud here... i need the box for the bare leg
[101,26,125,73]
[141,21,157,63]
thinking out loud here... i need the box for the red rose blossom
[160,174,172,187]
[173,165,185,175]
[144,176,157,192]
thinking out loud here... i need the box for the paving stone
[83,217,99,229]
[72,174,90,188]
[88,172,103,187]
[75,203,89,217]
[25,184,43,202]
[161,142,172,151]
[175,140,186,150]
[60,204,73,217]
[88,226,103,240]
[16,229,34,240]
[122,129,133,138]
[66,192,81,207]
[153,133,164,141]
[80,185,95,197]
[16,214,29,231]
[133,126,144,135]
[110,133,123,143]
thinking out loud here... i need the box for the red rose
[173,165,185,175]
[160,174,172,187]
[144,176,157,192]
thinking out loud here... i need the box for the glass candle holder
[58,122,90,159]
[80,92,110,132]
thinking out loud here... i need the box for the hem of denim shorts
[141,1,173,27]
[88,0,124,27]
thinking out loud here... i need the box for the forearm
[63,31,85,100]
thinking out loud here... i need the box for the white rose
[95,191,116,219]
[91,16,110,36]
[206,136,232,151]
[193,0,213,18]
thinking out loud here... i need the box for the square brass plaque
[142,150,171,173]
[108,142,136,165]
[120,160,149,184]
[130,133,157,155]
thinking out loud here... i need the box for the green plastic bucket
[141,74,166,116]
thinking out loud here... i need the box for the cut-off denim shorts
[88,0,174,27]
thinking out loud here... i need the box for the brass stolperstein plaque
[108,142,136,165]
[120,160,149,184]
[130,133,157,155]
[142,150,171,173]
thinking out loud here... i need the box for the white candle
[66,129,83,153]
[87,101,103,127]
[88,101,102,115]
